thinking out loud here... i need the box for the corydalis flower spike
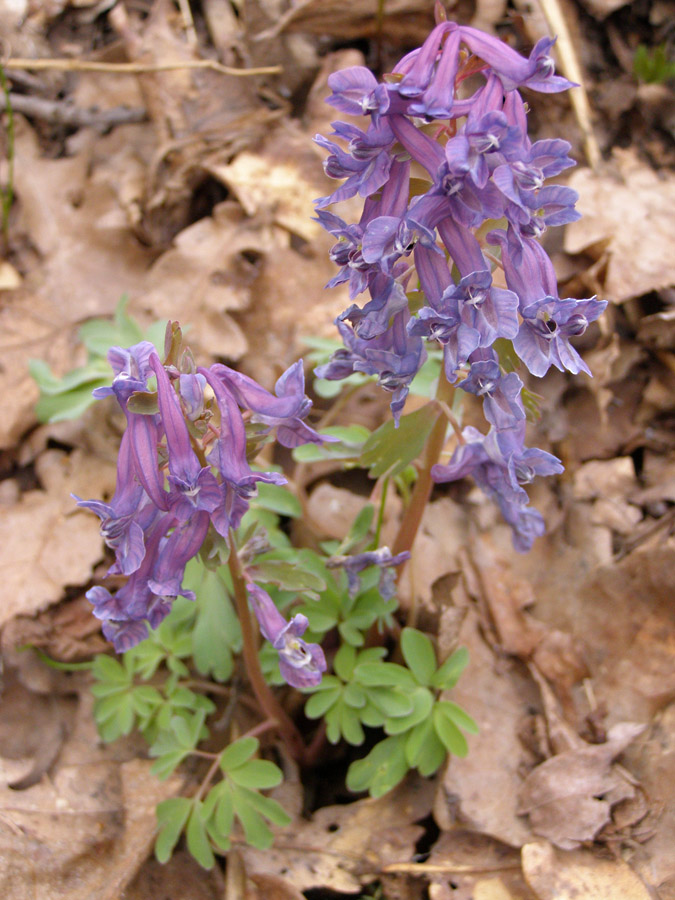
[246,584,326,688]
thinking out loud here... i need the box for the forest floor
[0,0,674,898]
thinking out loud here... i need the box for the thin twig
[536,0,601,169]
[8,92,146,129]
[0,64,14,252]
[4,57,281,78]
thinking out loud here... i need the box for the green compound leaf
[384,686,434,735]
[292,424,370,463]
[366,686,414,718]
[400,628,437,686]
[339,703,365,746]
[242,788,292,827]
[155,797,192,864]
[304,685,341,719]
[338,620,366,647]
[346,735,409,798]
[433,704,469,757]
[359,403,438,478]
[251,558,326,593]
[333,643,357,681]
[431,646,470,690]
[405,718,447,776]
[92,654,132,686]
[93,691,135,741]
[435,700,479,735]
[192,566,241,682]
[220,737,259,771]
[252,482,302,517]
[227,759,283,791]
[337,504,375,554]
[354,661,417,689]
[231,786,275,849]
[186,802,215,869]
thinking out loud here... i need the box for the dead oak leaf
[240,777,433,893]
[522,840,652,900]
[517,722,645,850]
[565,149,675,303]
[0,449,115,628]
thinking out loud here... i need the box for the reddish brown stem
[392,372,455,560]
[227,533,306,762]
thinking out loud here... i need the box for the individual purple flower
[406,29,461,119]
[327,546,410,599]
[146,512,209,621]
[199,368,286,533]
[209,360,326,449]
[488,228,607,376]
[92,341,156,405]
[179,373,207,421]
[74,430,150,576]
[432,423,562,551]
[150,353,221,521]
[457,30,576,93]
[408,243,481,380]
[314,133,393,209]
[325,66,392,118]
[340,274,409,340]
[247,584,326,688]
[457,353,526,429]
[392,22,457,100]
[317,311,426,425]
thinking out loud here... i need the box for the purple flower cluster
[76,343,325,663]
[314,21,606,551]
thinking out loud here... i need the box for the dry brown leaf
[209,120,329,242]
[424,830,535,900]
[123,851,221,900]
[434,607,535,847]
[517,722,645,849]
[626,703,675,894]
[0,757,181,900]
[576,0,633,20]
[240,777,433,892]
[0,449,115,628]
[398,498,466,612]
[521,840,652,900]
[565,150,675,302]
[251,0,435,42]
[138,201,285,361]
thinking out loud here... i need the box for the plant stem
[227,531,306,762]
[391,370,455,560]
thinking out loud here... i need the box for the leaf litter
[0,0,674,898]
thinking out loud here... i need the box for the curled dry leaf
[517,722,645,850]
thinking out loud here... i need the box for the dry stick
[8,92,146,128]
[536,0,601,169]
[227,531,306,762]
[4,57,281,77]
[391,371,456,560]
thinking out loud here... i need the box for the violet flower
[247,584,326,688]
[150,353,221,521]
[327,546,411,599]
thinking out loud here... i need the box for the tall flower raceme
[314,18,607,552]
[75,331,328,688]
